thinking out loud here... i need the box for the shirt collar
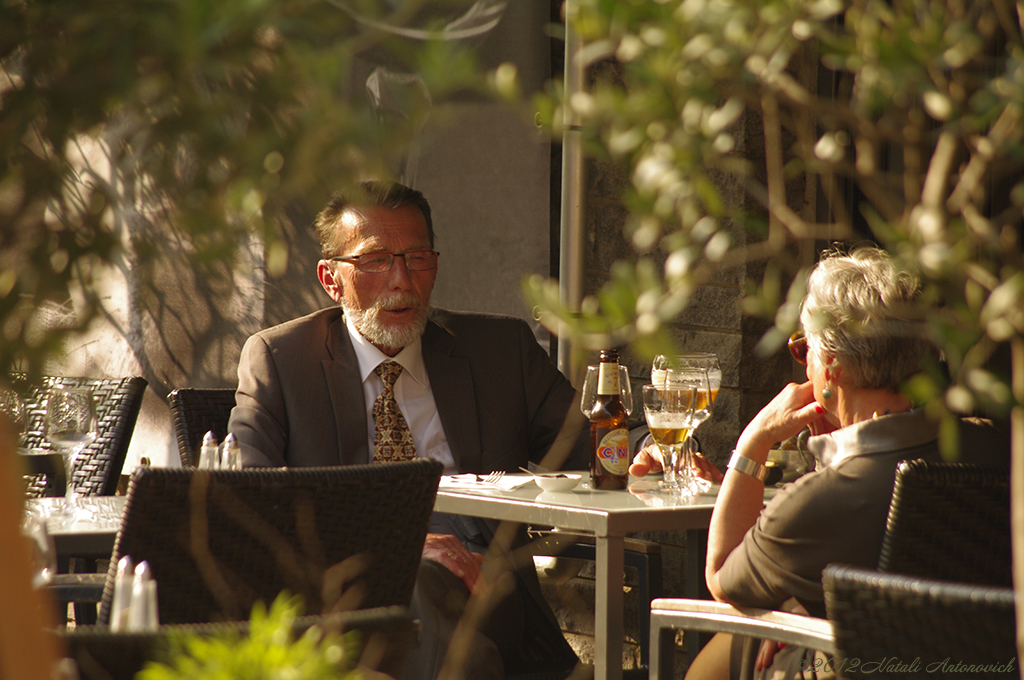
[344,315,428,387]
[806,408,939,468]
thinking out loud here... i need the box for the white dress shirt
[345,317,457,473]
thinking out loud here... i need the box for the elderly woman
[633,246,946,679]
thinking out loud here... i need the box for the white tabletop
[27,495,125,558]
[436,472,726,536]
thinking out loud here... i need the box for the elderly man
[228,180,586,680]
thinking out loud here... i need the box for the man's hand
[422,533,484,592]
[630,444,723,483]
[628,444,663,478]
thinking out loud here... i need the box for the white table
[435,473,731,680]
[27,495,126,559]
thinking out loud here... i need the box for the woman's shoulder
[761,454,909,527]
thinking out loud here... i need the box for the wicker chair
[19,451,66,497]
[877,458,1011,586]
[58,606,418,680]
[97,460,442,625]
[648,460,1012,680]
[167,387,236,467]
[824,565,1016,679]
[16,374,147,498]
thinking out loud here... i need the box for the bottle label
[595,427,629,475]
[597,362,621,395]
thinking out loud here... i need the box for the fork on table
[477,470,504,484]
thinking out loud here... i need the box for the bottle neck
[596,361,621,396]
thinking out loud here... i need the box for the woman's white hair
[800,246,937,390]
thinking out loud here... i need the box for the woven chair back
[17,375,147,497]
[167,387,236,466]
[20,451,66,497]
[825,564,1016,679]
[98,460,442,625]
[877,459,1011,586]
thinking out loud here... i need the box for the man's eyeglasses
[788,330,808,365]
[329,249,439,273]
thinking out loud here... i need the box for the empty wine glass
[641,382,698,493]
[579,364,633,418]
[20,513,57,589]
[44,386,98,522]
[0,388,26,446]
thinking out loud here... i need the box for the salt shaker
[199,431,219,469]
[109,555,134,632]
[221,433,241,470]
[128,560,158,632]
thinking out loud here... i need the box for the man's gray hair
[313,180,434,259]
[800,246,937,390]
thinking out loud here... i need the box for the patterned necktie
[373,362,417,463]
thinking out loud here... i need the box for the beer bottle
[590,349,629,490]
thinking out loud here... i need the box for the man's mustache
[374,294,422,312]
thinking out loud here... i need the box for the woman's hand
[755,602,809,670]
[736,381,829,454]
[422,533,484,592]
[692,451,724,483]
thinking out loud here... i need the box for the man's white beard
[343,293,429,352]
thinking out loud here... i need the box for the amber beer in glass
[589,349,629,490]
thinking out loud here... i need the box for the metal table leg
[685,528,710,666]
[595,534,625,680]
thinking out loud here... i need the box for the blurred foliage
[136,593,361,680]
[0,0,490,382]
[528,0,1024,422]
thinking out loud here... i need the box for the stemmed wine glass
[44,386,98,522]
[641,381,698,493]
[653,353,721,411]
[579,363,633,419]
[653,354,720,493]
[678,354,721,422]
[653,366,712,495]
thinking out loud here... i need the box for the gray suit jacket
[228,306,588,472]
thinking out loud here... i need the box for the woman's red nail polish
[815,404,825,414]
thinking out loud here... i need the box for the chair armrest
[650,598,835,680]
[650,598,835,652]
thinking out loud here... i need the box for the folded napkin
[440,473,535,491]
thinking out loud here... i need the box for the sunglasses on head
[788,330,808,365]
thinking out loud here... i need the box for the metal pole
[558,0,586,386]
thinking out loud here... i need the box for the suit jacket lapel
[322,314,371,465]
[422,320,483,472]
